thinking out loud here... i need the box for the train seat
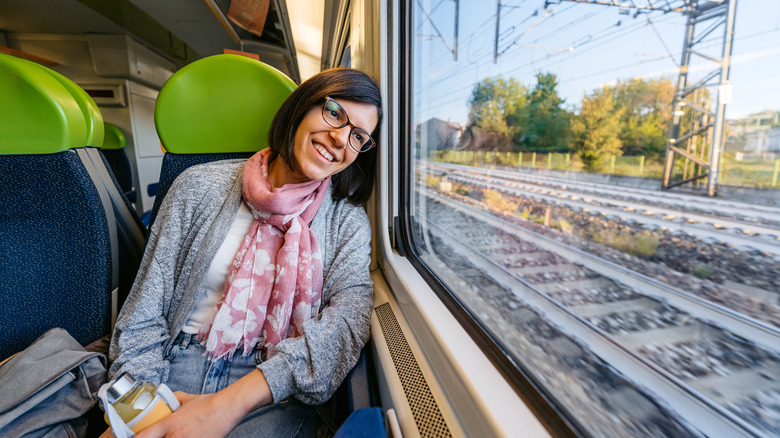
[0,53,115,360]
[32,62,147,309]
[101,123,137,204]
[149,53,296,228]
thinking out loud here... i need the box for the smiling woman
[105,67,383,438]
[269,68,383,205]
[272,96,378,186]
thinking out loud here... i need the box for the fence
[430,149,780,188]
[721,155,780,188]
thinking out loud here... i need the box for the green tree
[571,87,624,171]
[468,77,527,149]
[518,72,572,152]
[613,78,674,157]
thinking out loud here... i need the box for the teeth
[314,143,334,162]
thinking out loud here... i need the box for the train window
[402,0,780,436]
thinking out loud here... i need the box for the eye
[328,108,340,119]
[352,131,365,144]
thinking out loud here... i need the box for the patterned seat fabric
[0,54,115,360]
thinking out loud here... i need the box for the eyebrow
[335,98,374,132]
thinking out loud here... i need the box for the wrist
[219,369,273,419]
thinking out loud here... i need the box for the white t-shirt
[181,201,254,334]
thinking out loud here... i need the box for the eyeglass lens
[322,98,374,152]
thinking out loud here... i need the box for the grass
[425,174,441,188]
[483,189,519,215]
[692,263,714,279]
[586,224,660,259]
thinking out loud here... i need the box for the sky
[413,0,780,124]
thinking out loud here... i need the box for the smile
[313,143,334,162]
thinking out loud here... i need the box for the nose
[329,125,352,149]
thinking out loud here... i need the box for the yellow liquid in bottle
[104,382,157,426]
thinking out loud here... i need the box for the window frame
[385,1,591,436]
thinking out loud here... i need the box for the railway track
[420,191,780,437]
[424,164,780,256]
[426,161,780,227]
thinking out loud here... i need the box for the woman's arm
[136,369,273,438]
[107,196,188,384]
[257,202,374,404]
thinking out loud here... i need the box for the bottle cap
[105,372,137,404]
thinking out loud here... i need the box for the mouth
[313,142,335,162]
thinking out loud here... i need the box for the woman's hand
[96,392,240,438]
[136,391,242,438]
[135,369,273,438]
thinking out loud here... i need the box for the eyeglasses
[321,96,376,153]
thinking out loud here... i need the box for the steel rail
[445,172,780,255]
[426,161,780,222]
[421,192,767,437]
[427,166,780,255]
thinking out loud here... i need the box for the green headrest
[0,54,87,155]
[102,123,126,150]
[155,54,296,154]
[37,67,104,148]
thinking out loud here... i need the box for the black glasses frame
[321,96,376,153]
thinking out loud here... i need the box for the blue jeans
[165,333,317,437]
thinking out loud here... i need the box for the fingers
[173,390,196,405]
[98,427,115,438]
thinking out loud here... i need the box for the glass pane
[408,1,780,436]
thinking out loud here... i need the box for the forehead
[331,98,379,132]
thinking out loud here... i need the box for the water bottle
[98,372,180,438]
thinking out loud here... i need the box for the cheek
[293,129,306,150]
[342,152,359,168]
[292,131,311,162]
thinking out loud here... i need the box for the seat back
[149,54,296,228]
[33,65,147,307]
[39,66,105,148]
[101,123,136,200]
[0,54,114,359]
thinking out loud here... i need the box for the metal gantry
[545,0,737,196]
[664,0,736,196]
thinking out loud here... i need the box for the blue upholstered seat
[101,123,137,203]
[30,58,146,310]
[334,408,386,438]
[0,54,114,359]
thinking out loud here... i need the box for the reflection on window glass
[409,1,780,436]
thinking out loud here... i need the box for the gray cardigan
[108,159,373,404]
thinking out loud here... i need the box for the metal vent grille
[375,303,452,438]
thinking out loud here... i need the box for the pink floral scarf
[198,149,329,359]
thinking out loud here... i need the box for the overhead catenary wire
[417,0,455,53]
[414,10,686,114]
[422,8,674,93]
[414,1,778,121]
[421,3,609,83]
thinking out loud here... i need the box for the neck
[267,155,295,190]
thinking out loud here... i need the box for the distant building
[729,110,780,137]
[417,118,463,151]
[744,127,780,155]
[727,110,780,159]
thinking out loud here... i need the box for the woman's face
[287,97,378,184]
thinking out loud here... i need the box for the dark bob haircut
[268,68,383,205]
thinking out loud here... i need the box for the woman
[104,68,382,438]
